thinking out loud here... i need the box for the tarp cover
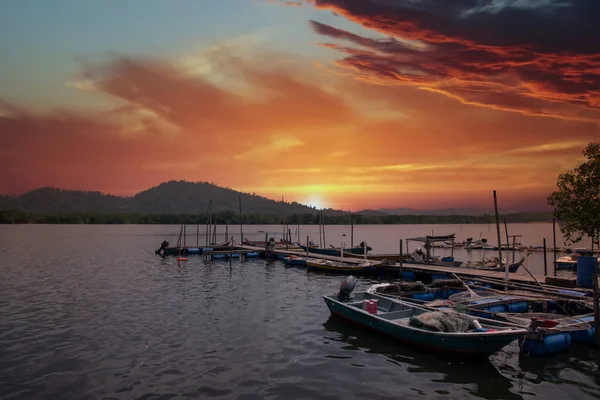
[409,310,477,332]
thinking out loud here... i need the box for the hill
[0,181,348,216]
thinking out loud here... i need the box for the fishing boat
[299,242,372,257]
[307,259,380,274]
[283,254,307,266]
[324,290,528,356]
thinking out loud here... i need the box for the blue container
[506,301,529,314]
[576,256,598,289]
[187,248,200,254]
[470,304,507,319]
[412,292,435,302]
[212,254,226,259]
[570,315,595,343]
[402,271,416,281]
[246,252,260,258]
[521,332,571,356]
[432,274,450,281]
[441,257,454,262]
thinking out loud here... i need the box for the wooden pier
[239,244,596,291]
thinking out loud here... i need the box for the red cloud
[290,1,600,123]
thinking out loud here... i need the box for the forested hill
[0,180,345,216]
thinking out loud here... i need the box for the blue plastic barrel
[187,248,200,254]
[441,257,454,262]
[576,256,598,288]
[402,271,416,281]
[570,315,595,343]
[506,301,529,313]
[521,332,571,356]
[412,292,435,302]
[246,252,260,258]
[470,304,506,319]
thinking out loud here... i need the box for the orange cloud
[0,45,597,211]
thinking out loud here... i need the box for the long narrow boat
[324,292,528,356]
[307,259,380,274]
[299,244,371,257]
[283,255,307,266]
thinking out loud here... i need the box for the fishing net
[424,299,455,308]
[409,310,477,332]
[449,290,497,302]
[375,281,426,294]
[429,279,464,288]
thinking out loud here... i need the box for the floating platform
[239,245,598,291]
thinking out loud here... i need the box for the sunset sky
[1,0,598,211]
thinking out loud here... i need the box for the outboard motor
[155,240,169,255]
[337,275,357,300]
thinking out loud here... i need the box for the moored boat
[283,255,307,266]
[323,291,528,356]
[307,259,380,274]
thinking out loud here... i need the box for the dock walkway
[239,245,598,291]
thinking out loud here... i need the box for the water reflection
[322,316,522,400]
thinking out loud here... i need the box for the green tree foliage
[0,210,553,225]
[548,142,600,247]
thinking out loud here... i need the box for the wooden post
[593,262,599,345]
[306,235,309,257]
[350,215,354,247]
[212,215,217,244]
[318,214,323,248]
[183,223,186,252]
[196,221,199,247]
[239,194,243,245]
[229,236,233,267]
[553,217,557,276]
[205,199,211,251]
[225,224,228,242]
[503,217,509,251]
[322,214,326,248]
[297,222,300,243]
[287,228,291,250]
[493,190,505,283]
[265,232,269,259]
[399,239,403,280]
[543,238,548,276]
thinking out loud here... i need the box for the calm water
[1,224,598,400]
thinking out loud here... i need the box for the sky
[0,0,598,212]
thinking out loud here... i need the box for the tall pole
[351,215,354,247]
[543,238,548,276]
[503,217,509,251]
[239,194,243,245]
[196,220,199,247]
[553,217,557,276]
[399,239,403,280]
[322,214,327,248]
[493,190,505,282]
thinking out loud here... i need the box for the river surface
[1,224,598,400]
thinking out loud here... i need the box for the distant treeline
[0,210,554,225]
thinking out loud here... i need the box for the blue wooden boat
[307,259,380,275]
[323,292,528,356]
[283,255,307,266]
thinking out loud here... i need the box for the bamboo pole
[553,217,557,276]
[196,221,199,247]
[322,214,326,248]
[225,224,228,242]
[543,238,548,276]
[399,239,403,280]
[593,265,599,345]
[306,236,309,257]
[503,217,509,251]
[493,190,505,284]
[351,215,354,247]
[239,194,243,245]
